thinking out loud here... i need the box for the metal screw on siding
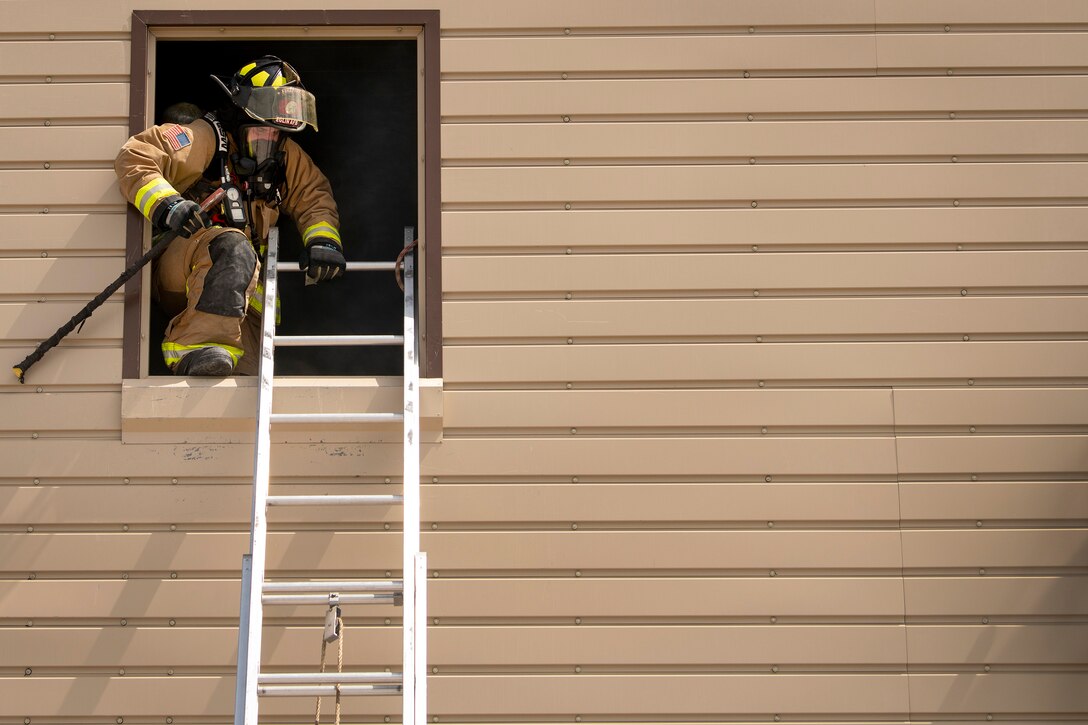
[987,716,993,722]
[385,477,392,484]
[952,156,958,163]
[767,521,774,528]
[119,668,125,675]
[386,571,392,577]
[950,112,956,119]
[756,337,763,343]
[36,388,43,394]
[758,381,766,388]
[961,289,968,296]
[979,568,986,576]
[566,248,573,255]
[25,718,31,725]
[432,523,438,530]
[564,159,571,166]
[43,162,50,169]
[963,335,970,341]
[434,618,440,625]
[386,718,392,723]
[45,77,52,83]
[774,717,781,723]
[984,665,991,672]
[433,477,439,483]
[575,618,582,625]
[982,617,989,624]
[26,620,33,627]
[574,666,582,673]
[167,719,174,724]
[27,526,33,533]
[117,718,124,724]
[566,293,573,300]
[761,427,768,434]
[976,521,983,527]
[121,573,129,580]
[44,120,51,126]
[171,478,178,484]
[765,475,772,482]
[572,523,579,530]
[385,523,391,530]
[970,426,976,433]
[771,665,779,672]
[49,34,55,40]
[432,667,439,674]
[385,619,391,625]
[24,668,32,676]
[769,570,777,577]
[562,73,568,80]
[564,203,572,210]
[564,28,571,35]
[744,71,750,78]
[170,525,177,531]
[747,114,754,121]
[571,428,577,435]
[753,290,760,297]
[33,479,40,485]
[751,201,759,208]
[752,245,759,252]
[122,525,129,532]
[31,433,38,439]
[770,617,777,623]
[953,200,960,207]
[575,570,582,577]
[169,620,176,626]
[120,619,127,626]
[944,25,951,32]
[432,571,439,578]
[567,383,574,389]
[562,116,571,123]
[28,573,36,580]
[170,572,178,579]
[748,26,755,33]
[576,718,582,723]
[968,379,975,386]
[567,338,574,345]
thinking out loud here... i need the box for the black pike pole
[12,187,226,384]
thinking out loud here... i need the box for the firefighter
[115,55,345,376]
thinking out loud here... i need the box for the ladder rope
[314,608,345,725]
[394,239,418,292]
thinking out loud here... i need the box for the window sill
[121,376,443,444]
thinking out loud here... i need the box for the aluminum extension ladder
[233,227,426,725]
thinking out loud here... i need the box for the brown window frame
[123,9,442,379]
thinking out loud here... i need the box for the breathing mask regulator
[208,55,319,227]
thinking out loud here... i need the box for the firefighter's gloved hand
[156,196,211,239]
[300,239,346,284]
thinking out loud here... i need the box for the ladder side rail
[414,551,428,724]
[402,247,423,725]
[235,227,282,725]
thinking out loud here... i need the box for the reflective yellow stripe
[271,74,287,87]
[162,342,244,366]
[240,62,257,75]
[134,178,178,220]
[303,221,341,245]
[251,70,270,87]
[249,282,282,324]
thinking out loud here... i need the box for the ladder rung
[279,261,398,273]
[269,412,404,424]
[259,672,402,685]
[263,580,403,593]
[266,494,403,507]
[262,592,398,605]
[273,334,404,347]
[258,684,402,697]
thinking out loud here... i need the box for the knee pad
[196,231,258,317]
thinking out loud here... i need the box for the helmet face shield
[242,125,284,165]
[237,85,318,132]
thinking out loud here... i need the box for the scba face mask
[235,125,286,200]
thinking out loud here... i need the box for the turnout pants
[153,225,262,375]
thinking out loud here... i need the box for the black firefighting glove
[154,195,211,239]
[299,239,346,283]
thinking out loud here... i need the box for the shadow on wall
[151,39,419,376]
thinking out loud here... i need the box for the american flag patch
[163,124,191,151]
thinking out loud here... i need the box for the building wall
[1,1,1087,722]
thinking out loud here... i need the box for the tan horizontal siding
[877,32,1088,70]
[0,438,899,478]
[442,76,1088,117]
[443,119,1088,160]
[443,297,1088,340]
[902,530,1088,569]
[0,482,903,525]
[0,302,121,342]
[900,482,1088,521]
[443,207,1088,249]
[0,125,128,163]
[907,624,1088,665]
[0,258,125,295]
[874,0,1088,26]
[0,392,118,431]
[894,388,1088,427]
[896,435,1088,476]
[2,624,909,668]
[0,531,906,573]
[0,82,128,121]
[444,251,1088,294]
[443,35,878,75]
[443,163,1088,205]
[0,578,908,619]
[0,40,127,77]
[0,674,911,718]
[0,169,124,207]
[0,213,125,251]
[908,673,1088,715]
[444,341,1088,385]
[905,577,1088,617]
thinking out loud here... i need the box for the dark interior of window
[152,39,417,376]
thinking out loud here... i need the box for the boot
[175,346,235,376]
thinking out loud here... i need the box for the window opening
[123,13,442,380]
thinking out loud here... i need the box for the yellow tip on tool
[13,366,24,383]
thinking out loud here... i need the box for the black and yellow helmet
[212,55,318,132]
